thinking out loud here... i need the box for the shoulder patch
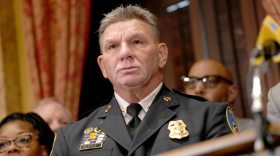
[172,89,208,102]
[226,106,238,135]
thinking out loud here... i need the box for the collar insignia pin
[164,96,171,102]
[105,105,111,113]
[168,120,189,139]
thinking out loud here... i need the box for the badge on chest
[168,120,189,139]
[79,127,107,150]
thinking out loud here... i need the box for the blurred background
[0,0,279,121]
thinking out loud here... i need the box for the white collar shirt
[115,82,163,124]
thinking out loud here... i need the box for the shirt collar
[115,82,163,116]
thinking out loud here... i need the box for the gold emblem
[229,107,235,119]
[164,96,171,102]
[168,120,189,139]
[232,121,239,133]
[84,127,94,134]
[94,127,101,132]
[105,105,111,113]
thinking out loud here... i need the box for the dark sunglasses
[181,75,233,89]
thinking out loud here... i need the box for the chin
[119,81,142,88]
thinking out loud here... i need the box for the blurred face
[0,120,47,156]
[184,60,232,102]
[33,102,70,133]
[98,19,167,91]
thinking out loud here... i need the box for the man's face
[98,19,167,91]
[184,61,231,102]
[34,102,70,133]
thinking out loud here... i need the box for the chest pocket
[72,149,112,156]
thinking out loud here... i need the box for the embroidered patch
[226,106,238,134]
[79,127,107,150]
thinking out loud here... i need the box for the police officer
[50,4,236,156]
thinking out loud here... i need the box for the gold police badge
[168,120,189,139]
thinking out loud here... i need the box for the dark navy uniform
[50,84,235,156]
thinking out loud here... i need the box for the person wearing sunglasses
[0,112,54,156]
[183,58,255,132]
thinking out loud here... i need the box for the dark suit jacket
[51,84,233,156]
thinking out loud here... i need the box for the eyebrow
[104,32,147,43]
[0,132,30,139]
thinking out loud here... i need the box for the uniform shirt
[115,82,163,124]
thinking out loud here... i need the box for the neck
[114,75,163,103]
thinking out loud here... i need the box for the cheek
[185,89,193,94]
[104,57,117,71]
[22,145,41,156]
[207,89,227,101]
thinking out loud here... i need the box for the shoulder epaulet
[77,96,112,121]
[172,89,208,102]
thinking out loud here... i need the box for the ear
[158,43,168,68]
[227,85,238,107]
[40,145,48,156]
[97,55,108,78]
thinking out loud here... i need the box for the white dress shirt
[115,82,163,124]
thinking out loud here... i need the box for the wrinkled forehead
[100,19,158,47]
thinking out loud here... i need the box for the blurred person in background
[0,112,54,156]
[32,97,72,133]
[183,58,255,131]
[267,82,280,124]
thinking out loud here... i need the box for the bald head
[188,59,232,81]
[33,98,72,133]
[185,59,237,106]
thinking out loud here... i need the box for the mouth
[119,67,137,72]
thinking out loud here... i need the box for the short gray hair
[33,97,72,123]
[98,4,159,53]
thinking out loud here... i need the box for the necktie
[127,103,142,138]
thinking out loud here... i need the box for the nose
[119,43,134,61]
[50,120,61,133]
[194,81,205,96]
[6,141,20,153]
